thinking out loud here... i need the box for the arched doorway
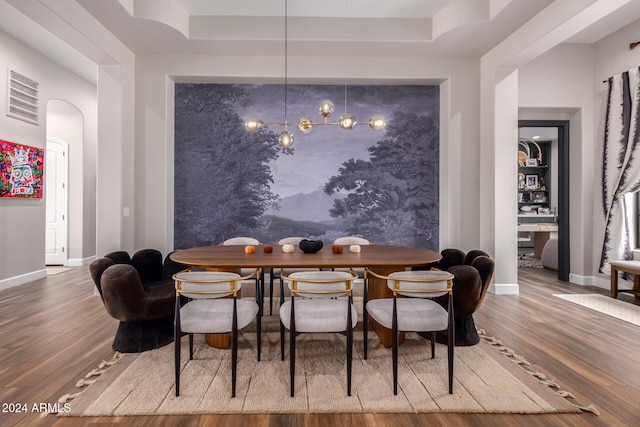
[45,100,84,266]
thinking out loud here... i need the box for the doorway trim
[45,137,68,266]
[518,120,570,281]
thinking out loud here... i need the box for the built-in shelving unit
[518,140,551,216]
[518,140,555,255]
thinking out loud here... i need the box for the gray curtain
[600,67,640,274]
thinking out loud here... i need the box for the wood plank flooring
[0,266,638,426]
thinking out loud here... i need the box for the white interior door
[45,139,68,265]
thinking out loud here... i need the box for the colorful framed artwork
[0,140,44,198]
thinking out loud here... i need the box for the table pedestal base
[205,333,231,349]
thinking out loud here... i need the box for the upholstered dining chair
[279,270,359,397]
[333,236,372,246]
[364,269,455,395]
[332,236,371,279]
[222,237,263,312]
[173,269,261,398]
[268,236,320,315]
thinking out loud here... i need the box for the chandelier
[243,0,385,149]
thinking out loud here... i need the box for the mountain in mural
[266,189,343,222]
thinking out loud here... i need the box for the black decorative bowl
[299,239,323,254]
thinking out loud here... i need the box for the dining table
[170,244,441,348]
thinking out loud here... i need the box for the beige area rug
[58,315,592,417]
[554,293,640,327]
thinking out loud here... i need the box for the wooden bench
[610,260,640,299]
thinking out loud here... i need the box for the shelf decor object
[519,138,543,165]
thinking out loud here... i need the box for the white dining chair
[267,236,320,315]
[173,269,261,398]
[364,269,455,395]
[222,237,263,313]
[333,236,372,279]
[279,270,359,396]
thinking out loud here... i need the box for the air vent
[7,69,39,125]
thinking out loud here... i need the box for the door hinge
[62,247,65,252]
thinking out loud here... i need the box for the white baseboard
[0,269,47,292]
[67,255,96,267]
[569,273,631,291]
[488,282,519,295]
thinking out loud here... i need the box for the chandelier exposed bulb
[318,100,335,119]
[369,115,386,131]
[297,118,313,134]
[244,117,263,133]
[339,114,357,130]
[278,130,294,148]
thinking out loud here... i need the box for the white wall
[0,29,96,287]
[133,54,483,257]
[518,43,595,282]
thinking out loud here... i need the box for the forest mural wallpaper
[174,83,439,249]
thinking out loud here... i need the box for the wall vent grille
[7,69,39,125]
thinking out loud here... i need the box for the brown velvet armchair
[427,249,495,346]
[89,249,185,352]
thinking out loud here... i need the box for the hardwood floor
[1,266,639,426]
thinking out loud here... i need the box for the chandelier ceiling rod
[243,0,386,149]
[283,0,288,125]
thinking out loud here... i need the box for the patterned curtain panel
[600,67,640,274]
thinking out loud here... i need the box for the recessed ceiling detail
[100,0,520,53]
[81,0,640,58]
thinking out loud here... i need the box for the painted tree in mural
[174,84,280,247]
[324,111,439,248]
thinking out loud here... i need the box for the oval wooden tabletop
[170,244,440,269]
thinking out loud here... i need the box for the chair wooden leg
[269,268,274,315]
[392,297,399,396]
[430,331,435,359]
[280,275,285,361]
[258,273,264,315]
[448,295,455,395]
[363,279,368,360]
[174,297,181,396]
[347,298,353,396]
[289,297,296,397]
[280,321,285,361]
[257,304,262,362]
[189,333,194,360]
[231,299,238,398]
[174,334,181,397]
[256,272,263,317]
